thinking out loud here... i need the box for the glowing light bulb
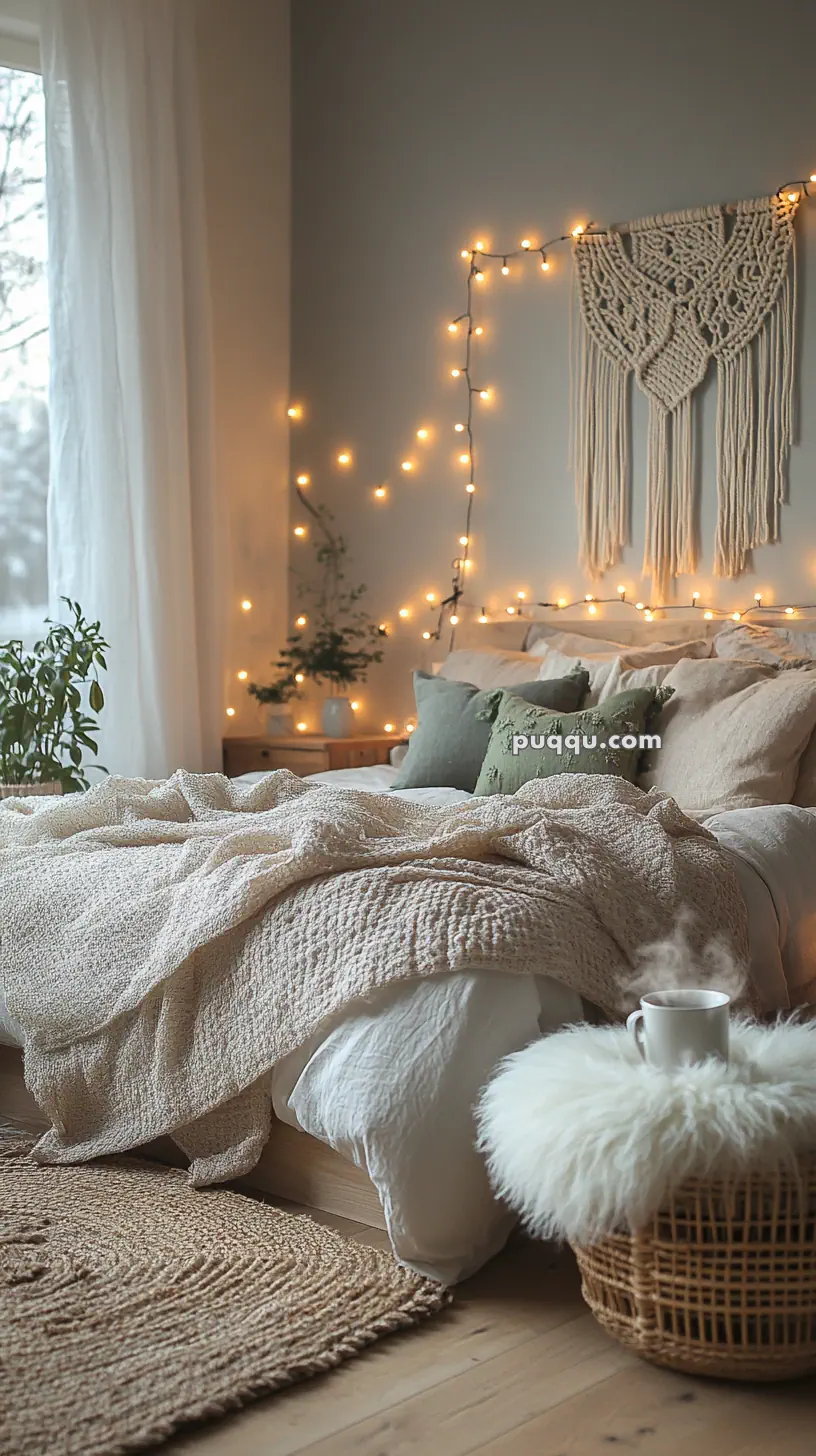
[460,249,470,259]
[540,258,550,272]
[588,603,598,616]
[463,558,473,569]
[501,261,510,275]
[294,672,305,683]
[237,670,248,681]
[378,623,388,634]
[617,584,625,596]
[459,535,469,546]
[398,607,410,619]
[384,721,396,732]
[635,602,644,611]
[479,389,490,401]
[448,322,458,334]
[786,606,795,615]
[704,610,714,620]
[466,483,475,493]
[692,591,700,601]
[571,223,585,238]
[811,174,816,184]
[557,597,567,609]
[585,594,594,602]
[287,404,303,420]
[374,485,387,499]
[505,606,515,616]
[401,460,414,472]
[449,614,459,626]
[521,238,532,249]
[296,721,307,732]
[474,325,484,336]
[422,631,432,640]
[241,599,252,612]
[425,591,437,603]
[296,473,310,487]
[787,192,799,203]
[754,593,762,603]
[350,700,360,711]
[474,270,485,283]
[517,591,526,601]
[454,422,465,432]
[644,610,654,622]
[295,615,307,628]
[293,525,307,537]
[417,427,429,440]
[226,706,236,717]
[478,610,488,623]
[337,451,352,466]
[732,611,741,621]
[406,722,416,734]
[474,240,485,252]
[450,368,461,378]
[458,452,470,465]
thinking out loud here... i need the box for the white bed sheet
[1,765,812,1284]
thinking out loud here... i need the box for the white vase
[266,705,294,736]
[322,696,354,737]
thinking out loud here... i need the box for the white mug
[626,989,730,1071]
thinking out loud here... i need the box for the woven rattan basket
[573,1157,816,1381]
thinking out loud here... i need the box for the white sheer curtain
[40,0,224,779]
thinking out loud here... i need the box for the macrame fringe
[714,260,796,578]
[572,324,630,581]
[643,395,696,601]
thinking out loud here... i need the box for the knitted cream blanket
[0,770,749,1185]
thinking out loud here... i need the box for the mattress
[2,764,813,1283]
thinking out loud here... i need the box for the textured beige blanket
[0,771,749,1184]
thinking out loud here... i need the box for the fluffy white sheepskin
[476,1019,816,1245]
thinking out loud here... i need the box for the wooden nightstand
[222,733,407,779]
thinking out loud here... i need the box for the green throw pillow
[392,667,590,793]
[473,684,673,796]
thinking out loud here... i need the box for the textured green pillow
[473,684,673,797]
[392,667,590,792]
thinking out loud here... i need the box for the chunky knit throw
[573,193,798,597]
[0,770,748,1184]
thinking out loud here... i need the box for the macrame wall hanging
[572,193,798,599]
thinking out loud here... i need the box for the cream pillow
[526,630,632,659]
[713,622,814,668]
[639,659,816,814]
[537,641,713,706]
[437,646,536,689]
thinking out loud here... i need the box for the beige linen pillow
[437,646,536,689]
[537,641,713,706]
[639,659,816,814]
[526,630,631,659]
[713,622,814,668]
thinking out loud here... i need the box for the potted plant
[250,485,384,737]
[247,673,299,737]
[0,598,108,796]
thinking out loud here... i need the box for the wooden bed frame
[0,1044,386,1229]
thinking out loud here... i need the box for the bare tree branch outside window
[0,66,49,641]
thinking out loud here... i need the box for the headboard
[451,614,816,655]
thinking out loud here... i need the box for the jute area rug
[0,1136,451,1455]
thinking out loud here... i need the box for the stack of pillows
[391,622,816,818]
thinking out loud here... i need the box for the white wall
[197,0,291,737]
[291,0,816,730]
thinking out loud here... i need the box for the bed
[3,617,816,1284]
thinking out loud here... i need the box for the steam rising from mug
[621,910,749,1014]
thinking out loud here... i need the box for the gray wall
[291,0,816,731]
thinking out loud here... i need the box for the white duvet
[2,764,814,1283]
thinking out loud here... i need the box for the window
[0,52,48,642]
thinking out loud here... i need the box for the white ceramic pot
[266,705,294,737]
[321,696,355,737]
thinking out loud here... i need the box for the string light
[422,630,432,639]
[478,608,488,622]
[226,706,236,717]
[425,591,437,602]
[557,597,567,608]
[459,535,469,546]
[296,721,308,732]
[786,606,795,615]
[635,602,645,611]
[692,591,700,601]
[374,485,387,499]
[540,257,550,272]
[237,670,248,681]
[754,592,762,604]
[478,388,490,401]
[295,614,307,627]
[450,367,461,378]
[501,260,510,275]
[460,249,470,259]
[406,722,416,733]
[588,603,598,615]
[732,611,742,621]
[474,270,485,282]
[401,460,415,472]
[296,473,310,487]
[449,613,459,625]
[337,451,352,466]
[384,721,396,732]
[499,590,816,624]
[571,223,585,237]
[416,427,430,440]
[287,404,303,420]
[293,525,307,538]
[458,452,470,464]
[398,607,410,618]
[704,610,714,620]
[241,599,252,612]
[617,585,626,597]
[454,422,465,432]
[474,325,484,336]
[350,700,360,711]
[294,672,305,683]
[466,482,475,493]
[447,322,458,334]
[521,238,532,249]
[474,240,486,252]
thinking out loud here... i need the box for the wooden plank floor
[161,1210,816,1456]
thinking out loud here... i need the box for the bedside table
[222,733,407,779]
